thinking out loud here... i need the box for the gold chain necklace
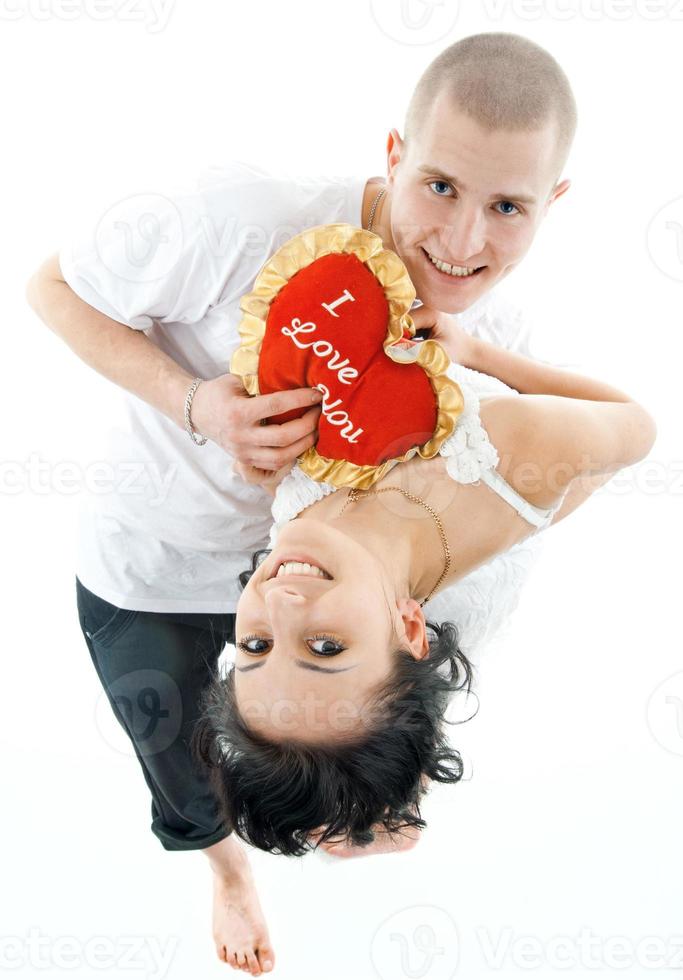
[338,485,452,607]
[366,185,386,232]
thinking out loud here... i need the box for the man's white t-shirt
[59,160,534,614]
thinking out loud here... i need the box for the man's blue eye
[496,201,519,215]
[429,180,452,196]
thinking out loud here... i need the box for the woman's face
[234,517,427,743]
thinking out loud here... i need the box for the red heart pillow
[231,223,465,489]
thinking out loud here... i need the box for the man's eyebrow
[417,163,538,205]
[235,659,357,674]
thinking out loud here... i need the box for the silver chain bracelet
[184,377,207,446]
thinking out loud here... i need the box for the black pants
[75,576,235,851]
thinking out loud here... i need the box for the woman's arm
[455,327,657,507]
[463,334,634,404]
[478,393,657,511]
[549,470,618,527]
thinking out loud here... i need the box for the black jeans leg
[75,576,235,852]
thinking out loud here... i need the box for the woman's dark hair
[190,548,477,857]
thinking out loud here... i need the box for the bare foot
[212,866,275,975]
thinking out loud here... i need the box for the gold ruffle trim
[230,222,465,489]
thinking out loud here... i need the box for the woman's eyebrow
[235,659,357,674]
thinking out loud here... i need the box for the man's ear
[395,597,430,659]
[545,178,571,211]
[386,128,404,187]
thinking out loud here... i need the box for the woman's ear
[394,597,430,659]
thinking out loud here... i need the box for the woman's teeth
[426,249,480,277]
[276,561,329,579]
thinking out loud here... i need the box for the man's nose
[442,207,486,261]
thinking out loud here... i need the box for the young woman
[192,309,656,860]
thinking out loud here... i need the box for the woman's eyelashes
[236,633,347,657]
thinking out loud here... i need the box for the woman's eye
[495,200,520,215]
[308,635,345,655]
[428,180,453,197]
[237,635,270,654]
[236,633,346,656]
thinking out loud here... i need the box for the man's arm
[26,253,323,469]
[26,253,197,430]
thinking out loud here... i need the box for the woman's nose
[264,585,307,609]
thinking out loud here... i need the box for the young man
[26,31,576,978]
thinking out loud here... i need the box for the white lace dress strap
[438,362,566,530]
[268,464,339,549]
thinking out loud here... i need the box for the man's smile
[419,245,486,281]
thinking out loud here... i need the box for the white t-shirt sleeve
[475,291,535,356]
[58,183,230,331]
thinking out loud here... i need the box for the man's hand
[190,374,323,471]
[233,459,295,497]
[308,779,429,859]
[410,305,474,365]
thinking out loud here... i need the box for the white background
[3,1,682,978]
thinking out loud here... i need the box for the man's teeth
[427,250,479,277]
[276,561,329,579]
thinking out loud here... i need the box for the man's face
[386,89,570,313]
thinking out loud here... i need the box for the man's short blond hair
[404,32,577,185]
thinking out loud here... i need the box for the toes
[245,950,261,975]
[257,946,275,972]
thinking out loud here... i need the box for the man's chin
[411,272,490,315]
